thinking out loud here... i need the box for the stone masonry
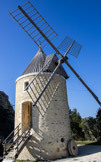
[15,72,71,161]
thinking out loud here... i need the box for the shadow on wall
[26,135,52,161]
[25,127,68,161]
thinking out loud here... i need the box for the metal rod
[14,11,22,17]
[27,0,57,35]
[29,82,45,114]
[10,8,19,14]
[23,21,31,28]
[30,86,37,100]
[30,29,37,35]
[42,34,56,48]
[54,77,58,88]
[30,87,44,116]
[26,9,35,16]
[3,123,21,144]
[32,15,40,22]
[43,83,59,118]
[43,75,53,96]
[48,73,57,92]
[17,14,25,21]
[41,24,48,31]
[40,38,46,44]
[64,59,101,106]
[38,100,45,114]
[64,40,75,57]
[32,31,40,39]
[49,76,55,90]
[39,75,51,102]
[50,34,57,40]
[44,28,51,34]
[43,90,50,103]
[26,25,33,32]
[18,6,61,57]
[35,77,43,93]
[36,18,42,25]
[20,18,28,25]
[35,35,42,42]
[41,42,47,48]
[33,104,43,117]
[48,82,54,95]
[18,5,101,106]
[47,31,54,38]
[21,2,28,7]
[27,90,35,104]
[39,22,46,28]
[24,5,31,11]
[6,137,14,145]
[30,12,38,19]
[42,75,51,103]
[33,61,61,106]
[38,76,48,107]
[29,85,37,100]
[32,81,40,98]
[9,12,38,47]
[6,143,14,153]
[38,74,51,102]
[43,85,52,101]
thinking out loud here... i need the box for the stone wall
[15,73,71,160]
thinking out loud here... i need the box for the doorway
[22,101,32,132]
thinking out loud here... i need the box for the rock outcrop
[0,91,14,141]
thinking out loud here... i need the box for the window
[24,81,29,90]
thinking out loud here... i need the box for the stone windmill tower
[3,1,101,161]
[15,47,71,160]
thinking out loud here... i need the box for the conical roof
[22,48,69,79]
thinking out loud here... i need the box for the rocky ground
[2,145,101,162]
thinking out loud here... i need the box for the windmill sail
[9,1,101,106]
[58,36,82,58]
[9,1,57,48]
[24,58,60,117]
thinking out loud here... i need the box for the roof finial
[39,41,41,49]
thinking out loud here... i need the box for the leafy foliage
[96,108,101,141]
[69,107,101,141]
[69,108,85,140]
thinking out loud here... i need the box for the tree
[0,91,14,140]
[69,108,85,140]
[81,117,97,141]
[96,108,101,141]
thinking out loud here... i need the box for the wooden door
[22,101,32,132]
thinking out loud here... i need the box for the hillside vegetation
[0,91,14,141]
[69,108,101,142]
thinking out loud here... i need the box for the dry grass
[76,140,96,145]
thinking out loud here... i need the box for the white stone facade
[15,72,71,161]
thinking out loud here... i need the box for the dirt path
[53,145,101,162]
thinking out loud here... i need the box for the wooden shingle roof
[22,48,69,79]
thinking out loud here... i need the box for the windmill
[3,1,101,161]
[9,1,101,107]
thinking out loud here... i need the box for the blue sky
[0,0,101,118]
